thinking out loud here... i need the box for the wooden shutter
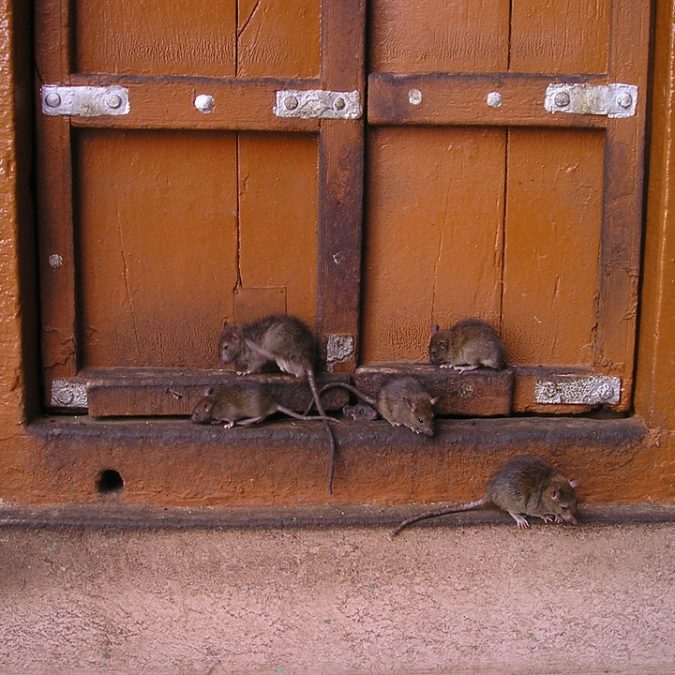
[35,0,364,415]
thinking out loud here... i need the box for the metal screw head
[486,91,502,108]
[554,91,571,107]
[284,95,299,111]
[408,88,422,105]
[45,92,61,108]
[598,383,616,401]
[616,92,633,109]
[541,382,558,399]
[106,93,123,109]
[48,254,63,268]
[333,97,346,111]
[194,94,214,114]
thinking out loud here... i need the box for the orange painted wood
[367,73,608,128]
[85,370,349,417]
[369,0,510,73]
[362,127,506,363]
[238,133,319,328]
[237,0,320,78]
[501,129,604,369]
[76,130,238,369]
[74,1,237,77]
[67,75,321,133]
[510,0,610,74]
[354,364,513,417]
[35,0,78,397]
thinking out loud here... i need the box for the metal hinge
[273,89,362,120]
[544,83,637,118]
[50,379,88,408]
[41,85,130,117]
[535,375,621,406]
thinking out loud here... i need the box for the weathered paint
[0,1,672,509]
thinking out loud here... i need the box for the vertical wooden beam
[595,0,651,409]
[34,0,78,404]
[635,0,675,429]
[317,0,365,372]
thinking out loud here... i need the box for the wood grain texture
[76,130,238,369]
[237,0,320,78]
[369,0,509,73]
[510,0,610,74]
[502,129,604,367]
[74,1,237,77]
[362,127,505,363]
[238,133,318,329]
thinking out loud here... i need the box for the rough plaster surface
[0,523,673,673]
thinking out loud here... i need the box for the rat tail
[304,382,377,415]
[305,370,340,495]
[391,498,488,537]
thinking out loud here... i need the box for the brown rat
[342,402,378,421]
[219,314,339,492]
[429,318,506,371]
[392,455,579,536]
[191,382,335,428]
[315,377,439,437]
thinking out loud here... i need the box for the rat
[218,314,338,492]
[429,318,506,371]
[313,376,439,437]
[191,382,335,428]
[342,402,378,421]
[391,455,579,536]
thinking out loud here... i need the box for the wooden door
[35,1,649,418]
[362,0,649,414]
[35,0,364,415]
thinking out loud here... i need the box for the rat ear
[204,386,214,396]
[550,488,561,501]
[432,324,440,335]
[430,396,440,406]
[569,479,580,489]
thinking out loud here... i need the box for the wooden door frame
[0,0,673,510]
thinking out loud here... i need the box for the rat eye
[417,416,424,424]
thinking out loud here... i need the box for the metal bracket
[326,335,355,370]
[41,85,130,117]
[273,90,362,120]
[544,83,637,118]
[50,379,88,408]
[535,375,621,406]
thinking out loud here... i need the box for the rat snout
[562,512,577,524]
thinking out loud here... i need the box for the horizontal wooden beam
[368,73,613,128]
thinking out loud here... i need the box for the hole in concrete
[97,469,124,494]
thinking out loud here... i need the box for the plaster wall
[1,523,673,673]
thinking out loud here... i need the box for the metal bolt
[194,94,214,114]
[486,91,502,108]
[284,95,299,111]
[554,91,571,107]
[616,91,633,109]
[45,92,61,108]
[55,389,75,406]
[598,383,615,401]
[541,382,558,399]
[408,88,422,105]
[48,254,63,268]
[334,97,346,111]
[106,93,123,109]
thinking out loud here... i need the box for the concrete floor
[0,522,673,673]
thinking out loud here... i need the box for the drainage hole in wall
[97,469,124,494]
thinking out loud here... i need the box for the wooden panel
[355,364,513,417]
[237,0,320,78]
[238,133,318,327]
[502,129,604,366]
[85,370,349,417]
[362,127,506,363]
[369,0,510,73]
[76,130,238,369]
[510,0,610,74]
[74,1,236,77]
[367,73,608,129]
